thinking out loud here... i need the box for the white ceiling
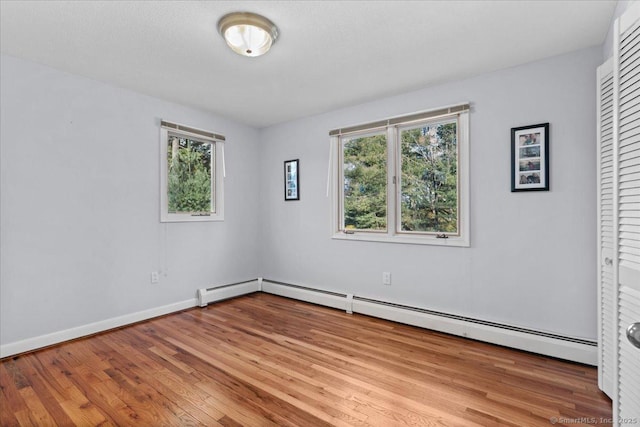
[0,1,617,128]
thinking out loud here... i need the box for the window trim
[330,105,469,247]
[160,123,225,223]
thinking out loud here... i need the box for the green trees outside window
[167,136,213,214]
[342,133,387,230]
[339,118,459,235]
[400,121,458,233]
[333,107,468,245]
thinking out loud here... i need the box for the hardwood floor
[1,293,612,426]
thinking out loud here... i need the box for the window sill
[331,232,469,247]
[161,213,224,223]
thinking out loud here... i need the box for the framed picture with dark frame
[284,159,300,201]
[511,123,549,192]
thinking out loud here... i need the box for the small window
[330,104,469,246]
[160,122,224,222]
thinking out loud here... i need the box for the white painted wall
[0,54,261,346]
[603,0,633,60]
[0,44,604,351]
[257,47,603,341]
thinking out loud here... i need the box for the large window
[331,104,469,246]
[160,121,225,222]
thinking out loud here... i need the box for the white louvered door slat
[597,58,615,399]
[615,4,640,423]
[618,285,640,418]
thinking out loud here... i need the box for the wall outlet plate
[151,271,159,284]
[382,272,391,285]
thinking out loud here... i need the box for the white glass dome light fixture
[218,12,279,58]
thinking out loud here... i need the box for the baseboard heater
[2,277,597,362]
[197,279,262,307]
[257,279,597,366]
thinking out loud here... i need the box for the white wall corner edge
[0,298,198,359]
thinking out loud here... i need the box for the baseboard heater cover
[354,296,595,346]
[197,279,261,307]
[261,280,349,311]
[2,278,597,365]
[260,279,597,365]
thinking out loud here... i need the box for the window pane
[400,120,458,233]
[342,133,387,231]
[167,135,214,214]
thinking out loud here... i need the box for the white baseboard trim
[1,279,260,359]
[0,298,197,359]
[261,280,597,366]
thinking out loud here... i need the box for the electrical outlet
[382,272,391,285]
[151,271,159,284]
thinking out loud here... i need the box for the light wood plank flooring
[1,293,612,426]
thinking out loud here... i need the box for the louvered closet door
[596,58,614,399]
[615,3,640,421]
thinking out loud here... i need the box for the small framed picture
[284,159,300,201]
[511,123,549,192]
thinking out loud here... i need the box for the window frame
[160,124,225,223]
[330,106,469,247]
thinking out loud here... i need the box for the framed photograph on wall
[284,159,300,201]
[511,123,549,192]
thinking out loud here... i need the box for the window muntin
[398,118,459,235]
[341,131,388,232]
[160,124,224,222]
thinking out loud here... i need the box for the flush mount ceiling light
[218,12,279,58]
